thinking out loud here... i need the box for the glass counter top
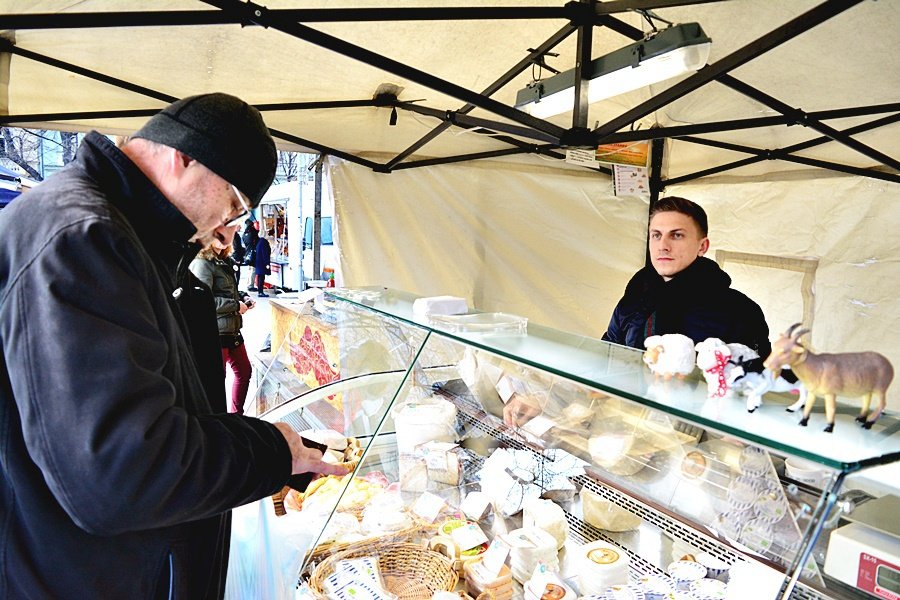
[326,287,900,472]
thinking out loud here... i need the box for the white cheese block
[505,527,559,584]
[581,488,642,532]
[577,540,630,595]
[523,498,568,550]
[412,295,468,316]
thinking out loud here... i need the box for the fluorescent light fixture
[515,23,711,118]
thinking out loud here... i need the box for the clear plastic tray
[428,312,528,335]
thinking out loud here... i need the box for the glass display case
[244,287,900,600]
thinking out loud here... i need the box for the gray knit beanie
[133,93,276,207]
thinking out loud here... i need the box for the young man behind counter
[602,196,771,363]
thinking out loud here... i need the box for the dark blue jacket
[0,132,292,599]
[602,257,771,366]
[254,237,271,276]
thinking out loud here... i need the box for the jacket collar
[76,132,198,250]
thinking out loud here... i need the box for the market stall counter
[229,288,900,600]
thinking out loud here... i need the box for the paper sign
[411,492,445,523]
[612,164,650,197]
[451,522,489,551]
[565,148,601,167]
[479,539,511,580]
[596,141,650,167]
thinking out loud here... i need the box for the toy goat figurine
[763,323,894,432]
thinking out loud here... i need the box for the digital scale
[824,495,900,599]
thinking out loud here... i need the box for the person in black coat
[254,231,272,297]
[241,219,259,289]
[0,93,345,599]
[602,196,771,367]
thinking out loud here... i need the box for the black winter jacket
[602,257,771,365]
[190,256,249,339]
[0,133,292,599]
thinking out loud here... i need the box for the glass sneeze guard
[325,287,900,472]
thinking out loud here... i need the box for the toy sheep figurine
[764,323,894,432]
[695,338,744,398]
[643,334,696,380]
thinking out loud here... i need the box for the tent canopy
[1,1,897,185]
[2,2,899,413]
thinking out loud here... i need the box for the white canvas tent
[2,1,898,410]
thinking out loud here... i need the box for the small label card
[411,491,445,523]
[521,414,556,437]
[420,441,457,470]
[460,491,492,521]
[451,522,489,551]
[478,539,511,580]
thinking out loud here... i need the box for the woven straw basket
[309,542,458,600]
[306,513,436,563]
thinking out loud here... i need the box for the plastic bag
[224,499,318,600]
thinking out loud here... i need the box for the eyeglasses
[223,184,252,228]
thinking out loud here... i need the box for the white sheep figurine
[643,334,696,380]
[695,338,744,398]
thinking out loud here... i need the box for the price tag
[458,351,478,388]
[411,492,445,523]
[495,375,517,403]
[521,414,556,437]
[451,522,489,551]
[479,539,511,580]
[460,491,492,521]
[419,441,457,470]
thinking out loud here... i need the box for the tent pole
[384,24,577,170]
[718,75,900,172]
[645,137,667,268]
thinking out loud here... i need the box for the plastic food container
[428,312,528,335]
[690,578,727,599]
[784,456,829,488]
[667,560,707,591]
[602,584,646,599]
[638,574,674,600]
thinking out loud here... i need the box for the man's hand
[273,422,349,476]
[503,393,542,427]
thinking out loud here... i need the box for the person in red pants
[190,242,255,414]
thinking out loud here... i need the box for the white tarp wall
[331,157,648,337]
[331,158,900,411]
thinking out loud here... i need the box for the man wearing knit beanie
[0,93,345,599]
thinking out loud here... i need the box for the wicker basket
[306,510,437,563]
[272,438,364,517]
[309,542,458,600]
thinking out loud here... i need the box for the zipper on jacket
[168,552,174,600]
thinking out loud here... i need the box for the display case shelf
[247,288,898,600]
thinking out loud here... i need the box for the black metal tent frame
[1,0,898,193]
